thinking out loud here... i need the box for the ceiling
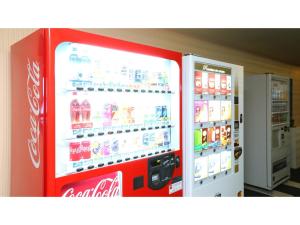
[173,29,300,66]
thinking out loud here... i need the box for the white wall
[1,28,299,196]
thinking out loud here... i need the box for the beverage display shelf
[65,148,176,177]
[195,169,232,185]
[68,124,175,140]
[272,122,289,127]
[194,94,232,101]
[194,120,232,129]
[272,111,289,114]
[67,86,174,94]
[272,99,288,102]
[194,145,232,158]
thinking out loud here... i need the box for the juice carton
[194,156,208,181]
[208,127,216,148]
[221,75,227,95]
[194,129,202,151]
[215,126,221,146]
[208,153,221,176]
[208,100,221,122]
[221,125,227,146]
[208,73,215,95]
[202,71,208,94]
[226,75,232,95]
[195,101,208,123]
[226,125,232,146]
[221,151,232,172]
[201,128,208,150]
[194,71,202,94]
[221,101,232,121]
[215,73,221,94]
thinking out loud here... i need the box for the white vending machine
[183,54,244,197]
[245,74,291,190]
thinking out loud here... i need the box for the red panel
[11,29,45,196]
[44,28,182,196]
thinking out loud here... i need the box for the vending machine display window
[193,63,234,183]
[55,42,180,178]
[271,78,289,126]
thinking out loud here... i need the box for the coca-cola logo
[27,58,41,169]
[62,173,121,197]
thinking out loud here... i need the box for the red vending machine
[11,29,182,197]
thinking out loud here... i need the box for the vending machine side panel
[11,29,46,196]
[183,55,194,196]
[233,64,244,195]
[244,75,268,189]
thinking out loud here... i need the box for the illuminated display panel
[193,63,233,182]
[55,42,180,178]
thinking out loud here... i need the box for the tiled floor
[245,169,300,197]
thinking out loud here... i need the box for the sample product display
[245,74,291,190]
[183,54,244,197]
[11,29,182,197]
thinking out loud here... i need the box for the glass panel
[271,78,289,125]
[193,63,233,183]
[55,42,180,178]
[271,79,288,101]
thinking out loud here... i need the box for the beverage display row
[271,79,288,101]
[194,125,232,151]
[272,113,288,125]
[67,48,173,91]
[64,129,173,173]
[195,100,231,123]
[70,98,170,130]
[194,151,232,182]
[195,71,231,95]
[69,129,171,162]
[272,102,289,112]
